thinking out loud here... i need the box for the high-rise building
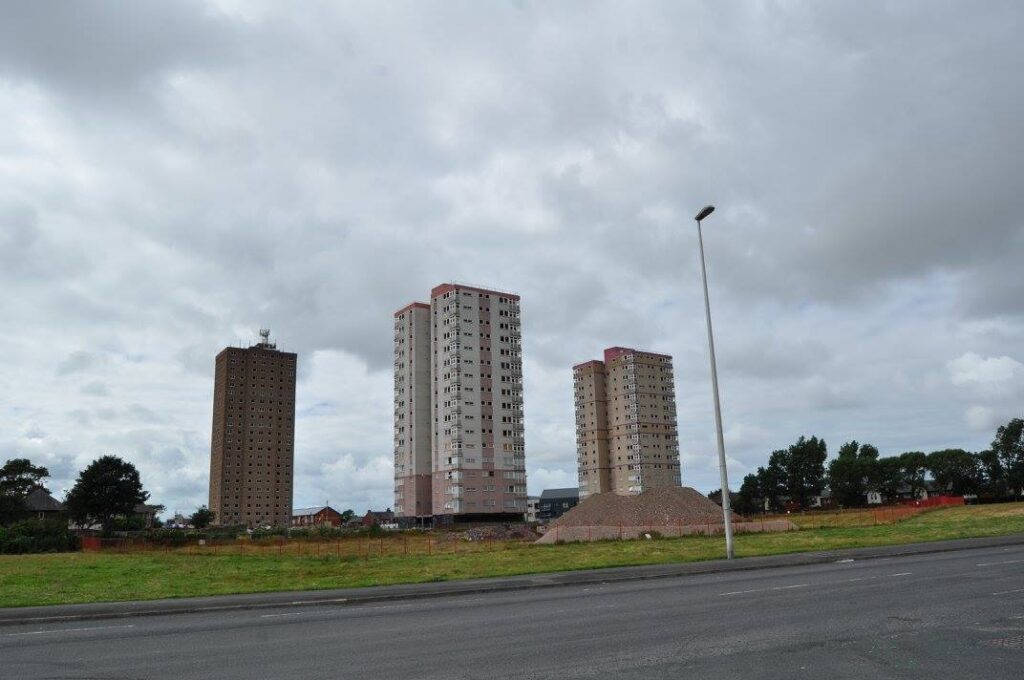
[393,283,527,523]
[393,302,432,520]
[209,330,297,528]
[573,347,680,499]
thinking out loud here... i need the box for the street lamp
[694,205,735,559]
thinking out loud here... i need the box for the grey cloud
[2,1,1022,515]
[56,351,105,376]
[0,1,235,102]
[80,381,110,397]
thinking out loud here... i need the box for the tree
[757,451,788,512]
[190,506,215,529]
[0,459,50,525]
[991,418,1024,498]
[975,449,1006,498]
[707,488,740,511]
[926,449,979,496]
[899,451,929,499]
[339,509,355,523]
[784,436,828,509]
[828,441,879,507]
[736,473,763,515]
[64,456,149,533]
[875,457,904,502]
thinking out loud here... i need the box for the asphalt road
[3,543,1023,679]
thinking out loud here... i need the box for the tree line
[730,417,1024,514]
[1,455,179,552]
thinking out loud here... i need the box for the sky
[2,1,1022,518]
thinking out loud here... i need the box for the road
[2,543,1023,679]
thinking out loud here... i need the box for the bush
[251,526,288,540]
[0,518,78,554]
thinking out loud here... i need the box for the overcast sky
[2,1,1022,517]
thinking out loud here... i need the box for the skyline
[2,2,1022,517]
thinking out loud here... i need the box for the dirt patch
[546,486,739,529]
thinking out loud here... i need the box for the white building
[394,283,527,523]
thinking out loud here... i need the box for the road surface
[2,543,1023,679]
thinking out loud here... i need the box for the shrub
[0,518,78,554]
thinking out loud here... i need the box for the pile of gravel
[546,486,739,529]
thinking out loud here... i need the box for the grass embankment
[2,503,1023,609]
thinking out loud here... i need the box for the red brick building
[208,329,297,528]
[291,506,345,528]
[361,509,395,527]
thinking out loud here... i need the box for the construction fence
[535,518,796,544]
[80,533,534,558]
[77,504,935,555]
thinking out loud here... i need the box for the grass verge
[2,503,1023,608]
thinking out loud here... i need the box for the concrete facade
[393,302,433,520]
[393,283,527,522]
[573,347,680,499]
[209,332,296,528]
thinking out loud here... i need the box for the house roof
[24,487,63,513]
[293,506,330,517]
[540,488,579,500]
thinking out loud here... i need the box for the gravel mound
[546,487,739,528]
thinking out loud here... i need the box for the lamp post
[694,205,735,559]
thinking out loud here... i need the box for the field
[2,503,1023,609]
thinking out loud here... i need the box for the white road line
[993,588,1024,596]
[260,612,307,619]
[721,584,809,596]
[2,624,135,638]
[977,559,1024,567]
[891,572,913,577]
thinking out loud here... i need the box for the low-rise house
[362,509,395,528]
[536,488,579,523]
[134,504,163,528]
[292,505,345,528]
[24,487,64,520]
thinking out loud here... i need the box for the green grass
[2,503,1023,608]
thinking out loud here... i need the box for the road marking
[260,612,307,618]
[2,624,135,638]
[847,576,878,582]
[977,559,1024,567]
[891,572,912,577]
[993,588,1024,596]
[721,584,808,596]
[835,559,855,563]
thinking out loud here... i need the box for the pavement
[2,533,1023,626]
[2,536,1024,678]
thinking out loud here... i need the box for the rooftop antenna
[257,327,276,350]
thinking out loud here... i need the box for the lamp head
[695,205,715,222]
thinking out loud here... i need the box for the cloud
[1,1,1022,516]
[947,352,1024,387]
[80,381,110,397]
[56,351,105,376]
[965,406,998,433]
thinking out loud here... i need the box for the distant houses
[24,488,63,520]
[362,509,396,528]
[536,488,579,523]
[292,506,346,528]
